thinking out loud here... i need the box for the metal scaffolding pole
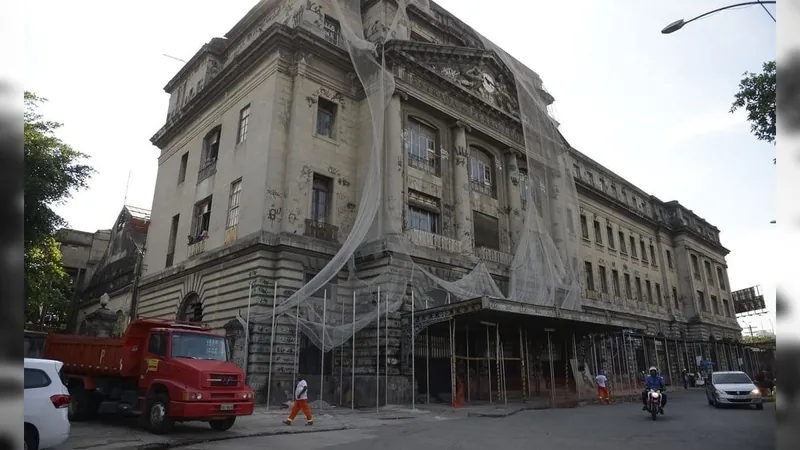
[627,333,636,390]
[571,334,580,401]
[339,292,344,406]
[524,329,533,397]
[664,337,672,386]
[320,289,327,410]
[385,296,389,406]
[546,329,555,406]
[683,340,690,373]
[519,327,527,402]
[425,298,430,404]
[376,287,380,412]
[466,325,471,403]
[351,290,355,410]
[620,333,631,393]
[642,336,649,369]
[411,290,415,410]
[486,325,493,404]
[614,335,624,394]
[293,297,300,398]
[607,335,616,398]
[590,335,599,376]
[495,326,502,403]
[449,318,456,406]
[266,282,278,410]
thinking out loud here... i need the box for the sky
[23,0,777,332]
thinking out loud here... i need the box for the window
[24,368,51,389]
[691,254,700,279]
[166,214,179,267]
[645,280,652,302]
[323,15,340,45]
[619,231,627,254]
[406,119,438,175]
[584,262,595,291]
[473,211,500,250]
[593,219,603,244]
[178,152,188,184]
[666,250,673,269]
[711,295,719,314]
[698,290,707,312]
[624,273,632,299]
[408,206,439,233]
[611,269,621,296]
[655,283,662,306]
[649,245,656,265]
[237,105,250,144]
[147,333,167,356]
[192,197,213,237]
[722,298,731,317]
[629,236,637,257]
[672,287,679,309]
[311,174,332,223]
[640,240,648,262]
[704,260,713,282]
[202,127,221,162]
[227,179,242,228]
[635,277,642,301]
[717,267,726,289]
[316,98,337,138]
[606,224,614,248]
[580,214,589,240]
[598,265,608,294]
[470,148,493,196]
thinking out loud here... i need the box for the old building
[138,0,745,406]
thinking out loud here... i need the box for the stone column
[684,248,702,315]
[654,234,676,316]
[505,151,523,251]
[451,121,473,251]
[281,56,310,235]
[384,91,407,236]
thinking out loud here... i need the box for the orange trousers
[597,387,609,402]
[287,399,313,422]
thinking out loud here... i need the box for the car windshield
[713,373,752,385]
[171,332,228,361]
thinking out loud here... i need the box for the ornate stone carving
[422,62,519,118]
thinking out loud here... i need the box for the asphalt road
[183,389,775,450]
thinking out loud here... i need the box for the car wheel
[209,417,236,431]
[146,394,174,435]
[24,424,38,450]
[756,403,764,410]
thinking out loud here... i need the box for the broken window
[202,126,221,162]
[192,196,212,239]
[323,15,340,45]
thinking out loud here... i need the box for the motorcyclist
[641,366,667,413]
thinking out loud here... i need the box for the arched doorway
[177,293,203,323]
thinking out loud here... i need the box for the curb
[135,425,351,449]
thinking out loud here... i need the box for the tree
[730,60,776,144]
[24,92,95,330]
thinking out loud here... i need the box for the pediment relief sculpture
[422,61,520,118]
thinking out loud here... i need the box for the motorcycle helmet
[649,366,658,375]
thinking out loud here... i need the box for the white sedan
[705,371,764,409]
[24,358,71,449]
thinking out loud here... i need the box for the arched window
[178,293,203,323]
[470,147,494,196]
[406,118,439,175]
[202,126,221,163]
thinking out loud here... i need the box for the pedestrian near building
[595,371,610,404]
[284,374,313,426]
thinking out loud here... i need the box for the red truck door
[140,331,168,390]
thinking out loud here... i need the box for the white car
[24,358,71,449]
[705,370,764,409]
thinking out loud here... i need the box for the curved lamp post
[661,1,776,34]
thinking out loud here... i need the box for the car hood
[172,358,241,374]
[715,383,756,391]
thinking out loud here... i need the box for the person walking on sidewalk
[595,371,610,404]
[284,374,313,426]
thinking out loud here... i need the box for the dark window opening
[316,98,337,138]
[473,211,500,250]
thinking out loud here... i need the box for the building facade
[138,0,744,406]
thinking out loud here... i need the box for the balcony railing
[407,228,463,254]
[197,157,217,183]
[407,153,440,176]
[470,179,494,197]
[188,240,206,257]
[475,246,513,266]
[305,219,339,242]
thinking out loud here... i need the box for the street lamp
[661,1,776,34]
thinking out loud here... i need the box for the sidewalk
[55,404,441,450]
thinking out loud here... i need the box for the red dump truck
[44,318,254,434]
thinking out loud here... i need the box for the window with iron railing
[323,16,340,46]
[406,119,439,175]
[470,147,494,197]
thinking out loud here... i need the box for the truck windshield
[171,332,228,361]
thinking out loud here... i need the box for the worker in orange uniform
[284,374,313,426]
[595,370,610,404]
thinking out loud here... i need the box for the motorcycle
[646,389,664,420]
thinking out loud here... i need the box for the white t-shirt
[295,379,308,400]
[595,374,608,388]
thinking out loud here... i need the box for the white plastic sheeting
[237,0,583,353]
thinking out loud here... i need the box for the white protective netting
[236,0,583,354]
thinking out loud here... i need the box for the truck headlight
[182,392,203,401]
[242,392,254,400]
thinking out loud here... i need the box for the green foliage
[24,92,95,331]
[24,236,73,331]
[730,60,776,144]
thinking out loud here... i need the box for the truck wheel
[69,388,97,421]
[146,395,174,435]
[209,417,236,431]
